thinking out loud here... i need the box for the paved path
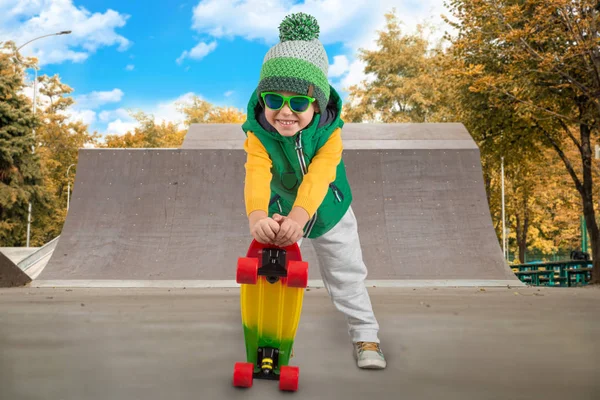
[1,286,597,399]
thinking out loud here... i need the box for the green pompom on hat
[257,12,330,113]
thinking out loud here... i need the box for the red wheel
[233,362,254,388]
[279,365,299,391]
[286,260,308,288]
[236,257,258,284]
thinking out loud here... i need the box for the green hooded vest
[241,85,352,238]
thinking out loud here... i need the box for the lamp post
[66,164,75,211]
[501,156,506,259]
[15,30,72,247]
[16,31,72,52]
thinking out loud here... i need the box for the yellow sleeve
[293,128,343,218]
[243,131,272,216]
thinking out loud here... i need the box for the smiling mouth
[277,120,297,126]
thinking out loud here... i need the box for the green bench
[514,270,557,286]
[567,267,593,287]
[511,260,593,287]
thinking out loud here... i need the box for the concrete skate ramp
[36,123,520,287]
[182,123,477,150]
[0,251,32,287]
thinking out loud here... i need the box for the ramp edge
[32,279,525,288]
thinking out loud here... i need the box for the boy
[241,12,386,370]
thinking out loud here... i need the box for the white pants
[300,206,380,343]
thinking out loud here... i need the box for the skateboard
[232,239,309,392]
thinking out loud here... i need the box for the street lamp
[16,31,72,52]
[501,156,506,259]
[14,30,72,247]
[66,164,75,211]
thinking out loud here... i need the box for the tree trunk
[579,121,600,283]
[521,201,529,263]
[515,192,529,264]
[515,213,522,263]
[583,200,600,284]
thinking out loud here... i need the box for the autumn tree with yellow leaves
[445,0,600,281]
[177,95,245,125]
[344,13,455,123]
[103,111,184,148]
[344,7,596,271]
[102,97,245,148]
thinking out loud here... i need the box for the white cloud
[63,108,97,126]
[100,92,201,136]
[152,92,197,126]
[224,90,234,97]
[176,41,217,64]
[328,55,350,78]
[106,119,138,135]
[340,59,374,91]
[17,77,98,125]
[74,89,124,109]
[125,64,134,71]
[2,0,131,65]
[18,77,52,110]
[188,0,454,89]
[99,108,131,123]
[190,0,451,47]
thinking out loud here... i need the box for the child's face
[264,91,318,137]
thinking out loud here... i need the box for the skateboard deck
[232,240,308,391]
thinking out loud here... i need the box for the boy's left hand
[272,213,303,247]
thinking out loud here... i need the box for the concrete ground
[0,286,598,400]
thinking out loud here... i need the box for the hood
[242,85,344,142]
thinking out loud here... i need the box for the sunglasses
[261,92,316,113]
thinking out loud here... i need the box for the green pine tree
[0,41,46,246]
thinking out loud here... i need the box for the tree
[177,95,246,125]
[177,96,213,125]
[446,58,555,262]
[445,0,600,282]
[31,74,98,245]
[206,106,246,124]
[503,146,582,263]
[0,41,45,246]
[343,11,456,123]
[524,145,583,258]
[339,6,589,268]
[103,99,246,149]
[103,110,185,148]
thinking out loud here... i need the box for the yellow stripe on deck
[241,276,304,343]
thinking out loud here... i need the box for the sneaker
[353,341,386,369]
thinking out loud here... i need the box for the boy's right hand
[250,217,280,244]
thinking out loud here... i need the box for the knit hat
[257,12,330,113]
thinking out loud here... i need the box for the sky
[1,0,454,137]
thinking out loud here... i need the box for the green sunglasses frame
[260,92,316,113]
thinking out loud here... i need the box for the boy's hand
[250,216,280,244]
[272,214,303,247]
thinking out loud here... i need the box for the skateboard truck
[257,347,280,379]
[258,248,288,284]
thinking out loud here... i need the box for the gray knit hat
[257,12,330,113]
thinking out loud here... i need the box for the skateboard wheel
[233,362,254,388]
[237,257,258,284]
[279,365,299,391]
[286,261,308,288]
